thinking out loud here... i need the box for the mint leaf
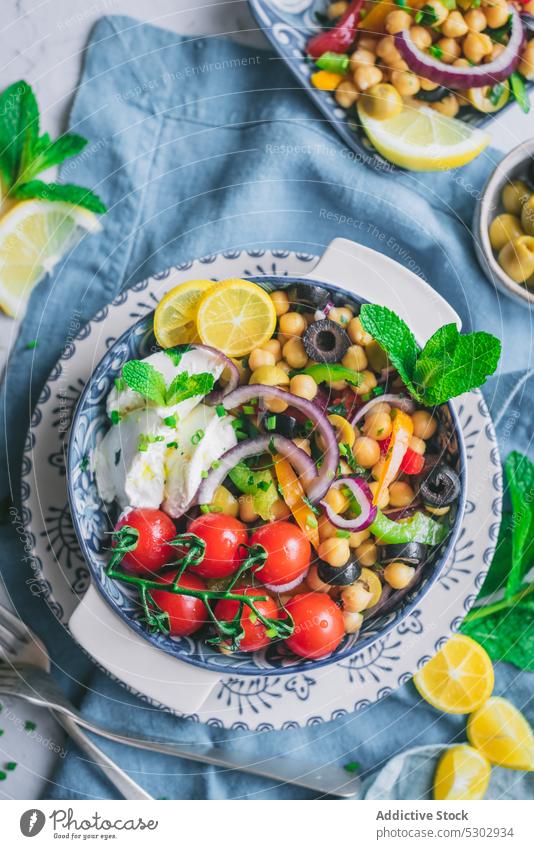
[164,345,191,367]
[19,133,87,182]
[413,328,501,406]
[122,360,167,406]
[0,80,39,190]
[505,452,534,598]
[359,304,419,393]
[13,180,107,213]
[165,371,214,406]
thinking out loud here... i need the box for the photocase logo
[20,809,46,837]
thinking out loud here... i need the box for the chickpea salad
[489,169,534,290]
[308,1,533,169]
[94,278,500,660]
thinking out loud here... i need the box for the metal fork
[0,601,361,798]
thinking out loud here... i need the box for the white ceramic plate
[21,239,502,730]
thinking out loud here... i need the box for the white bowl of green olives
[474,139,534,308]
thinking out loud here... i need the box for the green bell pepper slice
[370,509,449,546]
[291,363,362,386]
[316,51,350,74]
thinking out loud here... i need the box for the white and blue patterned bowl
[67,275,467,676]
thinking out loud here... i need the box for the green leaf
[0,80,39,190]
[413,327,501,405]
[359,304,419,394]
[478,513,514,598]
[164,345,191,367]
[505,451,534,598]
[19,133,87,182]
[165,371,214,406]
[13,180,107,213]
[510,72,530,115]
[121,360,167,406]
[461,596,534,671]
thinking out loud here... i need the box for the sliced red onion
[351,393,415,427]
[195,435,317,506]
[320,476,377,532]
[263,573,308,593]
[396,6,524,87]
[191,344,239,404]
[217,384,339,503]
[314,300,334,321]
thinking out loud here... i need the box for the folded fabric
[0,14,531,800]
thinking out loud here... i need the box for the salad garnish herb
[120,359,214,408]
[359,304,501,406]
[414,5,439,26]
[509,72,530,115]
[110,410,121,425]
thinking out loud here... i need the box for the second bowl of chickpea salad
[68,268,501,674]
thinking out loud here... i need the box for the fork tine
[0,601,30,643]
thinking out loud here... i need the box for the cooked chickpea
[353,436,380,468]
[371,457,386,481]
[239,495,258,523]
[522,196,534,236]
[248,348,275,371]
[371,401,391,415]
[364,411,392,441]
[498,237,534,283]
[385,10,413,34]
[335,80,360,109]
[436,37,461,64]
[349,528,370,548]
[419,76,440,91]
[359,83,403,120]
[441,10,468,38]
[502,180,530,216]
[282,337,308,369]
[327,0,348,19]
[265,395,288,413]
[277,360,291,375]
[342,581,373,613]
[369,481,389,509]
[365,339,389,372]
[519,41,534,80]
[409,435,426,455]
[412,410,437,439]
[279,311,306,337]
[212,485,239,517]
[463,32,492,64]
[261,338,282,361]
[389,481,415,508]
[359,35,378,52]
[423,0,449,25]
[384,561,415,589]
[289,374,318,401]
[330,379,348,391]
[318,537,351,568]
[389,58,409,72]
[430,94,460,118]
[318,514,339,541]
[343,611,364,634]
[349,48,376,74]
[355,369,377,396]
[523,0,534,12]
[270,290,289,316]
[306,564,331,592]
[484,2,509,28]
[484,42,504,64]
[376,34,402,65]
[489,214,523,252]
[355,540,378,567]
[410,26,432,51]
[354,65,383,92]
[391,69,420,96]
[324,486,350,515]
[464,8,487,31]
[329,306,353,326]
[293,437,312,456]
[270,498,291,520]
[348,316,373,346]
[342,344,368,372]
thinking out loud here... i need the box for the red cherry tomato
[214,586,279,652]
[378,437,425,475]
[114,508,176,575]
[150,572,208,637]
[283,593,344,659]
[187,513,248,578]
[250,521,311,589]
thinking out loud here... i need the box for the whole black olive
[285,282,331,310]
[420,464,460,508]
[379,542,428,566]
[302,318,351,364]
[260,412,299,439]
[415,86,448,103]
[317,558,361,586]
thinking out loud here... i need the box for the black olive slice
[415,86,448,103]
[420,464,460,508]
[302,318,351,364]
[318,558,361,586]
[286,282,331,310]
[260,412,299,439]
[379,542,428,566]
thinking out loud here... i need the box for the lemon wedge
[467,697,534,770]
[0,200,100,317]
[154,278,218,348]
[195,278,276,357]
[433,745,491,800]
[358,102,490,171]
[413,634,494,714]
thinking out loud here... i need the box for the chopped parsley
[110,410,121,425]
[428,44,443,60]
[164,415,177,427]
[138,433,164,452]
[415,5,439,26]
[216,405,226,417]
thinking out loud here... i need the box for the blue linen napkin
[0,14,532,800]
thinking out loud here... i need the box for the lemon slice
[413,634,494,714]
[195,278,276,357]
[433,745,491,800]
[358,102,490,171]
[154,278,218,348]
[0,200,100,317]
[467,697,534,770]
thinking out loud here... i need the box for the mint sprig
[0,80,106,213]
[359,305,501,406]
[120,359,214,408]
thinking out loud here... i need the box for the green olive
[520,195,534,237]
[359,83,403,121]
[501,180,530,216]
[489,214,523,251]
[498,236,534,283]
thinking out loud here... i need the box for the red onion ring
[190,344,239,404]
[216,384,339,502]
[195,435,317,506]
[320,476,377,532]
[395,6,524,88]
[351,393,415,428]
[263,573,308,593]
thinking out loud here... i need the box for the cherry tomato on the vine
[150,572,208,637]
[250,521,311,590]
[213,586,279,652]
[188,513,248,578]
[114,508,176,575]
[283,593,344,659]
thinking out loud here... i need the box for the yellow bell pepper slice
[327,414,356,448]
[273,454,320,550]
[359,1,397,36]
[311,70,345,91]
[373,409,413,506]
